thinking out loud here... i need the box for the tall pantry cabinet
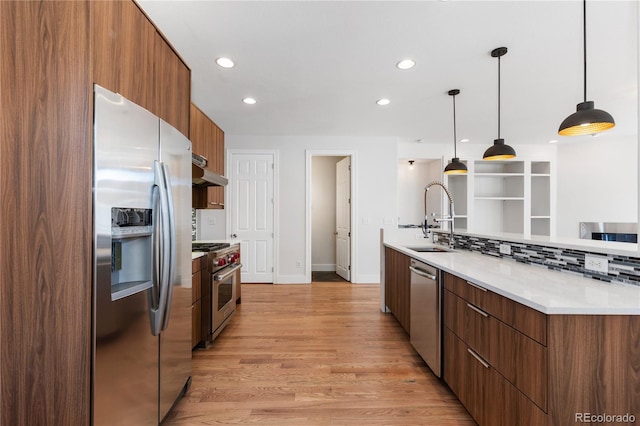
[0,1,191,424]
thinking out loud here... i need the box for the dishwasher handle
[409,266,437,281]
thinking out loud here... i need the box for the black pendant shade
[444,158,467,174]
[444,89,467,175]
[558,0,615,136]
[558,102,615,136]
[483,139,516,161]
[484,47,516,161]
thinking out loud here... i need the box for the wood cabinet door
[2,1,92,424]
[384,248,410,333]
[191,302,201,348]
[92,0,156,113]
[190,103,225,209]
[190,103,206,158]
[154,32,190,136]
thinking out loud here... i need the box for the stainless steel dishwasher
[409,258,442,377]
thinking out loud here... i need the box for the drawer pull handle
[466,281,487,292]
[467,348,490,369]
[466,303,489,318]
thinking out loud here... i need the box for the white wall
[556,134,637,238]
[311,156,342,271]
[397,158,443,226]
[226,135,398,283]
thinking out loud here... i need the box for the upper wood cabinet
[92,0,156,113]
[92,1,190,136]
[154,32,190,136]
[190,103,225,209]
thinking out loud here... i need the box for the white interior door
[335,157,351,281]
[230,153,274,283]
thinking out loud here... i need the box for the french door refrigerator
[92,84,191,425]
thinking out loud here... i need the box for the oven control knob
[217,258,226,267]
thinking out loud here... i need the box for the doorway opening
[306,151,357,284]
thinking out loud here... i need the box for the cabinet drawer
[444,289,490,359]
[444,328,548,426]
[490,315,548,412]
[444,272,547,345]
[445,290,548,411]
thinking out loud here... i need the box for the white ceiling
[138,0,638,146]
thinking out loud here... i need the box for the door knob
[231,233,238,238]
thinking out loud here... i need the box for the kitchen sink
[404,246,451,253]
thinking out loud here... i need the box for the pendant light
[444,89,467,175]
[558,0,614,136]
[483,47,516,161]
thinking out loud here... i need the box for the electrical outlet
[585,254,608,273]
[499,243,511,255]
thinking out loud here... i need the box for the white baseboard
[312,264,336,272]
[353,274,381,284]
[275,274,310,284]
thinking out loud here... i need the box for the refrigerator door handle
[150,160,171,336]
[160,162,176,330]
[149,183,161,334]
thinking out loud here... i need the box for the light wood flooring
[164,282,476,425]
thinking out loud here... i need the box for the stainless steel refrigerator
[92,84,191,425]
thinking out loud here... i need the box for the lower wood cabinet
[384,247,411,333]
[443,271,640,426]
[191,257,202,348]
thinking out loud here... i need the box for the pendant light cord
[497,55,501,139]
[583,0,587,102]
[452,94,457,157]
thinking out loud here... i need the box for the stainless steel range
[192,242,241,343]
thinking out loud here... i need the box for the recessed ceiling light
[242,97,256,105]
[376,98,390,106]
[548,139,558,144]
[460,138,470,143]
[216,57,235,68]
[396,59,415,70]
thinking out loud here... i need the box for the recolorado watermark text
[575,413,636,423]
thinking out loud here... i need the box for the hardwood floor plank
[164,283,475,425]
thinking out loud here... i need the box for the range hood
[192,164,228,187]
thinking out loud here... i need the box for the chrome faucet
[423,181,455,248]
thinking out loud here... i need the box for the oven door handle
[214,263,243,282]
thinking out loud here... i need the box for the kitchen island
[381,234,640,426]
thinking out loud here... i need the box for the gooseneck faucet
[423,181,455,248]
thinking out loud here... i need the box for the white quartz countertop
[192,239,241,246]
[192,252,205,260]
[384,241,640,315]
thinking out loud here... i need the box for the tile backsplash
[437,233,640,287]
[192,208,196,241]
